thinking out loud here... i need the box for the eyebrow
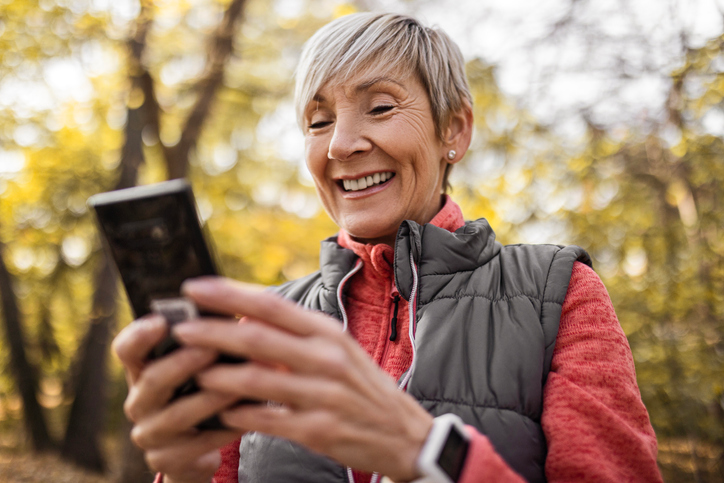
[355,76,407,92]
[308,76,407,110]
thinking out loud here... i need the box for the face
[304,68,450,246]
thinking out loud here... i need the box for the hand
[173,277,434,482]
[112,315,240,483]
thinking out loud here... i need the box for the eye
[308,120,332,130]
[369,105,394,115]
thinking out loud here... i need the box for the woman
[114,13,662,483]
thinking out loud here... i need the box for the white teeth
[342,172,393,191]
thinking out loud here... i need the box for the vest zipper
[389,295,400,341]
[398,252,419,391]
[350,258,420,483]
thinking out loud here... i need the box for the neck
[347,195,448,247]
[349,233,397,247]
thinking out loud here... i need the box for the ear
[441,100,474,164]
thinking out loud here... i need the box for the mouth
[339,172,395,192]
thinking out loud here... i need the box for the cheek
[384,118,440,172]
[305,140,326,180]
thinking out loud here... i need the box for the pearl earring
[447,150,456,160]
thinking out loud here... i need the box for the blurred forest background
[0,0,723,481]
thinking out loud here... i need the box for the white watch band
[412,414,471,483]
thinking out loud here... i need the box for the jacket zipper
[379,289,401,373]
[389,295,400,341]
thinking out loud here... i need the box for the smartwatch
[413,413,471,483]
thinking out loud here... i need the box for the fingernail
[197,450,220,469]
[139,315,166,330]
[180,277,215,297]
[171,321,200,339]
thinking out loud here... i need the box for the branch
[117,0,159,190]
[165,0,248,179]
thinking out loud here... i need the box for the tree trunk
[61,11,153,471]
[61,255,117,471]
[61,0,249,474]
[0,238,54,451]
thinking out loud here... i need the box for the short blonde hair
[294,12,472,141]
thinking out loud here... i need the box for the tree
[59,1,154,470]
[0,236,53,451]
[60,0,250,473]
[456,26,724,481]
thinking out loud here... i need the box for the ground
[0,450,113,483]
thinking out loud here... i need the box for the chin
[342,218,399,245]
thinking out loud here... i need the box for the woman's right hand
[112,315,240,483]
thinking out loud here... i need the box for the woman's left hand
[173,276,433,482]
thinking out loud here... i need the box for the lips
[340,172,395,192]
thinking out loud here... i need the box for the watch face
[437,426,469,481]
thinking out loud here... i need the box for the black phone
[88,179,244,429]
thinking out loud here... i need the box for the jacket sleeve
[458,262,662,483]
[213,438,242,483]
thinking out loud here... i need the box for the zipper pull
[390,295,400,341]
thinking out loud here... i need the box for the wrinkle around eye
[369,105,394,115]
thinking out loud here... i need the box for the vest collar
[393,218,501,301]
[319,218,501,303]
[319,236,359,291]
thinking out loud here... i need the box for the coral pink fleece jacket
[158,196,662,483]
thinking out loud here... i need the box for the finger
[131,390,239,450]
[173,320,383,390]
[148,449,220,483]
[219,404,348,456]
[196,363,358,411]
[125,347,217,422]
[181,277,340,337]
[220,398,433,480]
[113,315,168,384]
[145,431,236,478]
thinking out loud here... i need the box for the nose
[327,112,372,161]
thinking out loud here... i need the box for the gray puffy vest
[238,218,591,483]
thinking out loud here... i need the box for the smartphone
[88,178,244,429]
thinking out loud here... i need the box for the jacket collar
[320,197,501,301]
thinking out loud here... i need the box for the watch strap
[413,414,471,483]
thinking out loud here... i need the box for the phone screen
[89,180,217,319]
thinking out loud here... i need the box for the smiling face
[304,69,452,246]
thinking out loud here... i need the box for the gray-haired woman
[113,13,662,483]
